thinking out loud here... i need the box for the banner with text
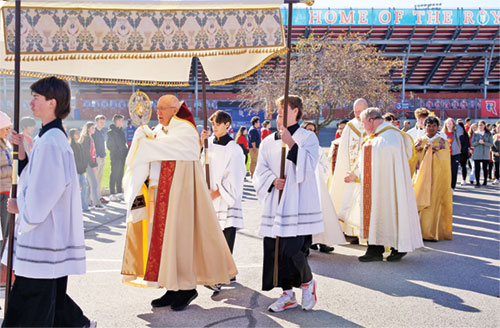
[282,8,500,26]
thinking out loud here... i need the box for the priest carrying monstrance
[121,94,237,311]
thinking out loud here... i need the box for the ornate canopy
[0,0,286,85]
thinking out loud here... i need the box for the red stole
[144,161,176,282]
[362,141,373,239]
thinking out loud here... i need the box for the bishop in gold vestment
[412,116,453,241]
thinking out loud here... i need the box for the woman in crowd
[442,118,462,189]
[471,121,493,187]
[468,123,478,184]
[457,121,471,186]
[79,122,103,209]
[69,128,89,212]
[491,123,500,185]
[0,111,12,247]
[236,126,249,166]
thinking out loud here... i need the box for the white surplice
[357,122,424,252]
[328,118,365,236]
[202,135,246,229]
[3,128,86,279]
[253,129,324,238]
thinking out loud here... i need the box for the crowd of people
[0,76,499,326]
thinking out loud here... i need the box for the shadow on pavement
[309,182,500,313]
[137,283,360,327]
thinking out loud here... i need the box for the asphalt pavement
[0,176,499,327]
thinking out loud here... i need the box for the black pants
[223,227,236,254]
[488,161,494,179]
[494,161,500,180]
[109,158,125,194]
[474,160,489,185]
[262,236,312,291]
[459,156,469,182]
[450,154,460,189]
[2,275,89,328]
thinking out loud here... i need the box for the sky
[300,0,500,9]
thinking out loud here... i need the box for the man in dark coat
[107,114,128,199]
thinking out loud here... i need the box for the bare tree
[238,34,401,131]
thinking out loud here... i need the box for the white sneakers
[268,279,317,312]
[268,292,298,312]
[493,179,499,185]
[301,279,317,311]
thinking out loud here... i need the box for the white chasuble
[328,118,365,236]
[253,129,324,238]
[358,122,424,252]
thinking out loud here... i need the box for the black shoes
[319,244,334,253]
[151,289,198,311]
[151,290,176,308]
[387,249,407,262]
[171,289,198,311]
[309,243,334,253]
[358,245,384,262]
[358,254,383,262]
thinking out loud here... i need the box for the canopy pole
[201,65,210,187]
[5,0,21,312]
[274,0,296,287]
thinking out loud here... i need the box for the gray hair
[353,98,369,109]
[360,107,383,121]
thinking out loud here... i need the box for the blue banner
[282,8,500,26]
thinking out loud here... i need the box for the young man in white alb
[201,110,246,255]
[254,95,323,312]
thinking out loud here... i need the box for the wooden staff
[273,0,298,287]
[5,0,21,312]
[201,65,210,187]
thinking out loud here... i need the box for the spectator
[93,114,108,204]
[261,120,271,140]
[79,121,103,209]
[442,118,462,189]
[457,121,471,186]
[19,116,36,153]
[236,126,249,167]
[464,117,472,134]
[69,128,89,212]
[126,119,136,147]
[107,114,128,200]
[471,121,493,187]
[0,111,12,248]
[468,122,478,184]
[492,124,500,185]
[248,116,261,178]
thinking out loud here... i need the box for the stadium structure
[1,7,499,122]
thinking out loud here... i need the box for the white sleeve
[295,133,319,184]
[253,141,278,203]
[218,144,246,207]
